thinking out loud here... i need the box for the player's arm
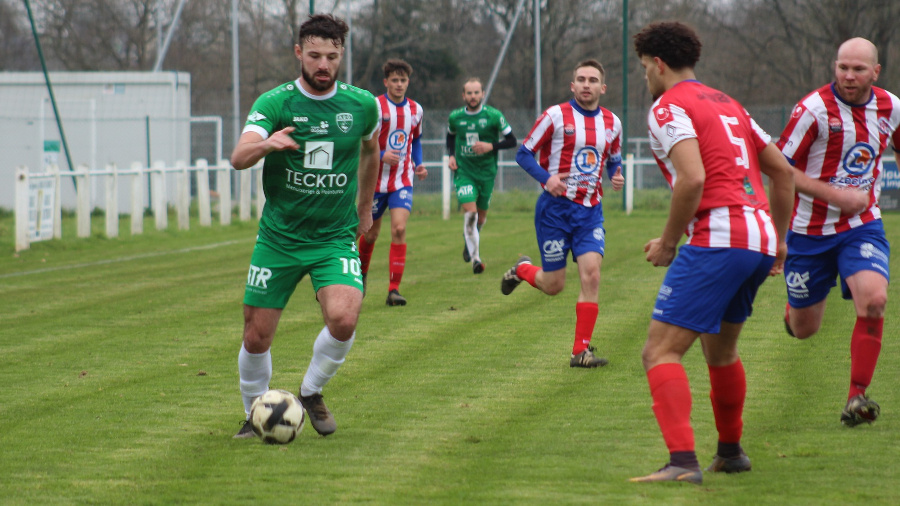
[412,136,427,179]
[473,131,516,155]
[493,131,517,151]
[357,135,380,236]
[446,131,458,170]
[757,143,795,275]
[230,127,298,170]
[645,138,704,267]
[789,163,868,215]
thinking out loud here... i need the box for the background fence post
[76,164,91,238]
[52,165,62,239]
[197,159,211,226]
[176,160,189,230]
[105,163,119,238]
[625,153,634,215]
[15,166,30,252]
[131,162,144,235]
[442,155,450,221]
[217,160,232,225]
[152,160,167,230]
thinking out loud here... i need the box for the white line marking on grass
[1,239,251,279]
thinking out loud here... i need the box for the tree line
[3,0,898,143]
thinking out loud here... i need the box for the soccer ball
[250,389,306,444]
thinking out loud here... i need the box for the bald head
[837,37,879,66]
[833,37,881,105]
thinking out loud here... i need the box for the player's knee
[391,224,406,242]
[542,278,565,295]
[326,315,359,340]
[791,320,820,340]
[863,294,887,319]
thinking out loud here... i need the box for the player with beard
[447,78,517,274]
[778,37,900,427]
[230,14,380,438]
[501,59,625,368]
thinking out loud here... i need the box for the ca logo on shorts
[785,270,810,299]
[543,239,565,256]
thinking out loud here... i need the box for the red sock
[516,263,540,287]
[388,243,406,292]
[647,363,694,453]
[573,302,598,355]
[358,236,375,275]
[849,316,883,399]
[708,359,745,444]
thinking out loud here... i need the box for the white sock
[238,345,272,416]
[463,211,481,263]
[300,327,355,397]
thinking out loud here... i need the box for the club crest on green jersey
[337,113,353,133]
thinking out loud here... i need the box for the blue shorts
[534,192,605,272]
[652,245,774,334]
[784,220,890,308]
[372,186,413,220]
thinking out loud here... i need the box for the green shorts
[454,171,494,210]
[243,236,363,309]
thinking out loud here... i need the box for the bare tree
[35,0,157,70]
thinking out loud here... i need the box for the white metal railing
[14,160,264,252]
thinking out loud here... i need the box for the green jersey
[242,79,379,245]
[447,105,512,181]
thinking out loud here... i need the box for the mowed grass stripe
[1,202,898,504]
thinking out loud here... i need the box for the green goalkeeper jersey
[242,79,379,245]
[447,105,512,181]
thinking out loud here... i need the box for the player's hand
[448,155,457,171]
[356,207,373,237]
[266,126,299,152]
[768,241,788,276]
[381,149,401,166]
[545,174,567,197]
[415,165,428,180]
[472,141,493,155]
[644,237,676,267]
[831,186,869,215]
[610,167,624,192]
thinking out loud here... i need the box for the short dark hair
[297,13,349,48]
[575,59,606,81]
[633,21,702,70]
[383,59,413,79]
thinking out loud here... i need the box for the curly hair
[633,21,702,70]
[383,59,413,79]
[297,13,349,48]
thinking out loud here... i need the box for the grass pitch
[1,194,898,504]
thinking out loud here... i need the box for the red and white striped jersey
[522,100,622,207]
[375,95,423,193]
[648,80,778,255]
[777,83,900,235]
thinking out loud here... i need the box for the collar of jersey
[569,99,601,117]
[465,105,484,115]
[295,78,338,100]
[384,95,408,107]
[830,82,874,108]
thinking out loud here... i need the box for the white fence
[14,160,264,252]
[13,154,662,252]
